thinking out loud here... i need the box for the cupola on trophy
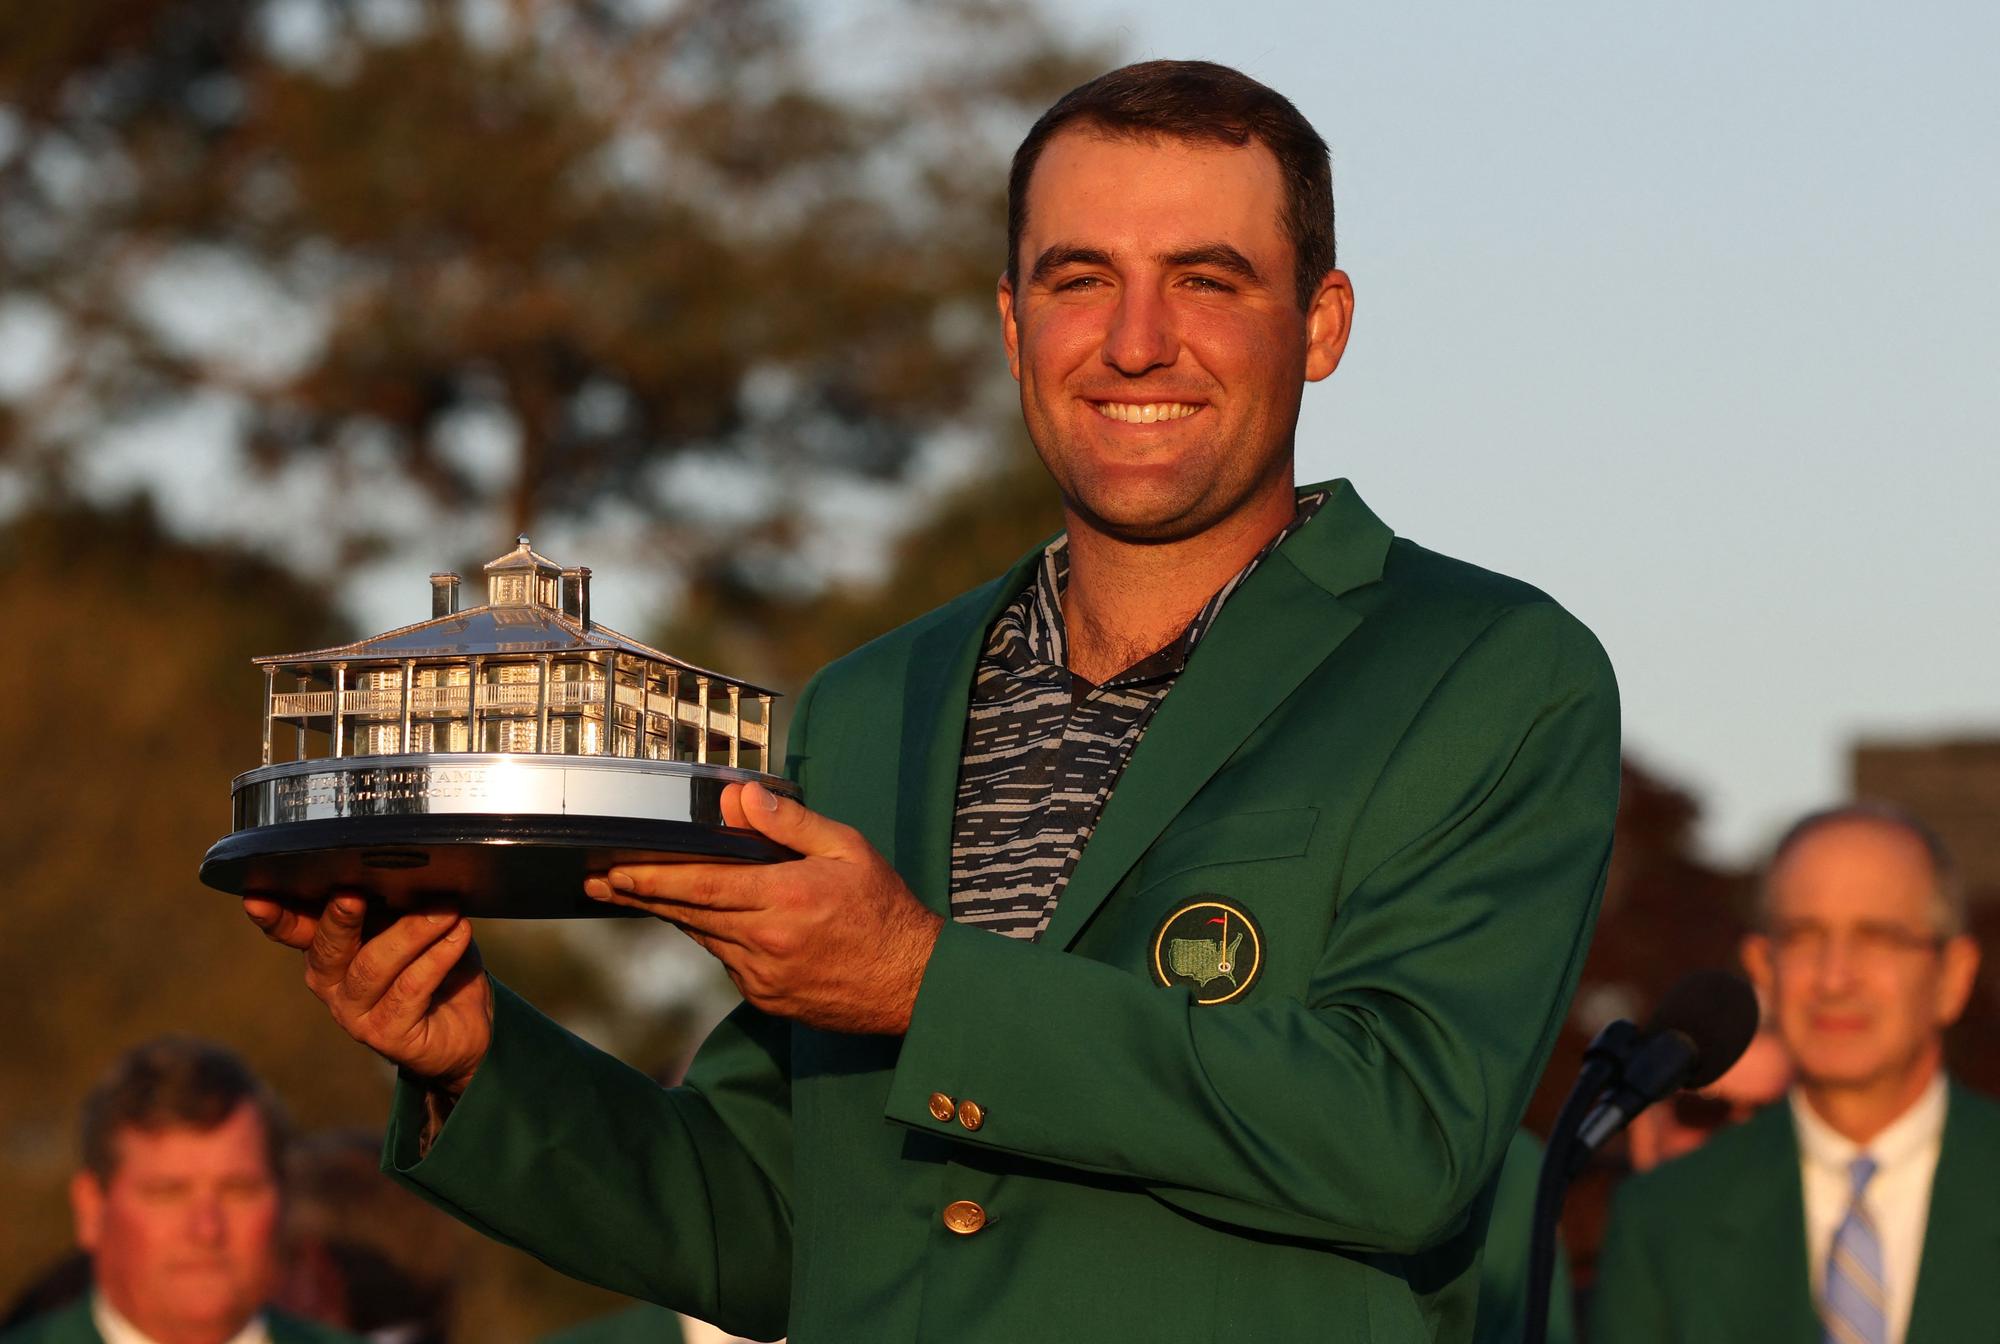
[199,537,798,917]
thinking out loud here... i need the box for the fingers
[719,782,749,830]
[586,875,758,947]
[243,896,319,951]
[370,918,474,1031]
[731,781,859,860]
[306,901,465,1018]
[304,895,369,987]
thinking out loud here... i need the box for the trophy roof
[254,605,777,696]
[483,534,563,574]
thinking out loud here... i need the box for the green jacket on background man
[1592,1085,2000,1344]
[0,1299,361,1344]
[387,480,1621,1343]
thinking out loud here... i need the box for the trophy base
[201,753,800,918]
[201,815,790,919]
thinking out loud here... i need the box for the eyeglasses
[1766,920,1946,965]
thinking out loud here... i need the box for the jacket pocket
[1135,807,1320,889]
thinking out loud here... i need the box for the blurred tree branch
[0,0,1105,589]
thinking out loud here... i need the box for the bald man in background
[1593,805,1998,1344]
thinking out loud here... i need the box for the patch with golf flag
[1150,898,1264,1004]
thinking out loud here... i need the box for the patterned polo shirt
[948,488,1329,939]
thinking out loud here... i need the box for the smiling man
[247,61,1620,1343]
[1,1038,359,1344]
[1593,806,1996,1344]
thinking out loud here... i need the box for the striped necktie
[1821,1154,1886,1344]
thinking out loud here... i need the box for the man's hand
[585,781,943,1035]
[243,895,494,1098]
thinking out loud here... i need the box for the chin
[1797,1047,1891,1089]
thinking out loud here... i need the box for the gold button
[956,1099,985,1131]
[927,1092,955,1123]
[942,1199,987,1235]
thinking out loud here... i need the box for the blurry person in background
[276,1131,458,1344]
[1625,1025,1792,1172]
[0,1037,361,1344]
[1592,804,1997,1344]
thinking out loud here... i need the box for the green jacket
[0,1298,363,1344]
[1591,1084,2000,1344]
[387,479,1620,1343]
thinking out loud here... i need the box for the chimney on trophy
[430,572,461,619]
[561,567,592,630]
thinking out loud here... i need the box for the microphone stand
[1524,1021,1634,1344]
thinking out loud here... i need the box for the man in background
[1592,804,1997,1344]
[0,1037,358,1344]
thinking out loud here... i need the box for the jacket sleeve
[884,601,1619,1254]
[377,674,829,1341]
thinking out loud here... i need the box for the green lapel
[1906,1084,2000,1344]
[1040,479,1390,951]
[1708,1104,1820,1341]
[17,1297,103,1344]
[890,547,1045,915]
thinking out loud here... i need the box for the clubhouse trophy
[199,536,798,917]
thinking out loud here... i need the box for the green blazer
[0,1298,362,1344]
[386,479,1620,1343]
[1590,1084,2000,1344]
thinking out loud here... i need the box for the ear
[1935,933,1981,1028]
[1741,931,1776,1003]
[1302,269,1355,383]
[996,274,1022,383]
[71,1171,105,1251]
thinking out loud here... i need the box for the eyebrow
[1029,245,1113,285]
[1161,243,1264,283]
[1028,241,1267,287]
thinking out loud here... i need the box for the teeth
[1092,401,1200,423]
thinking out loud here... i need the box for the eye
[1054,274,1104,292]
[1181,274,1235,293]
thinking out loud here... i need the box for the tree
[0,0,1104,592]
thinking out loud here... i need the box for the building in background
[1853,736,2000,903]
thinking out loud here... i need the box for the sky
[1013,0,1998,861]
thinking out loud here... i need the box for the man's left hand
[585,781,943,1035]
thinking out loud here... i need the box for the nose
[1810,935,1863,995]
[185,1192,227,1246]
[1101,284,1177,376]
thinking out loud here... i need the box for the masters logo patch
[1150,898,1263,1004]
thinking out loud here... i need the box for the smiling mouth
[1090,400,1203,424]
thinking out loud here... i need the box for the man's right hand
[243,895,493,1099]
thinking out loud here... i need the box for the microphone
[1526,969,1761,1344]
[1568,968,1760,1168]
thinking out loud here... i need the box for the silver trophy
[199,536,798,917]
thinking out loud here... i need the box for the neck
[1059,485,1297,685]
[1799,1051,1943,1145]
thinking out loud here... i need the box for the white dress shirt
[1792,1073,1948,1344]
[92,1293,272,1344]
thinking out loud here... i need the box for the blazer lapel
[1041,480,1388,950]
[890,549,1044,916]
[1710,1104,1821,1342]
[1907,1085,2000,1344]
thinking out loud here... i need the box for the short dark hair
[1758,801,1965,938]
[1006,60,1336,311]
[79,1036,290,1183]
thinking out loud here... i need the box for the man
[247,61,1620,1342]
[1,1037,359,1344]
[1592,805,1996,1344]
